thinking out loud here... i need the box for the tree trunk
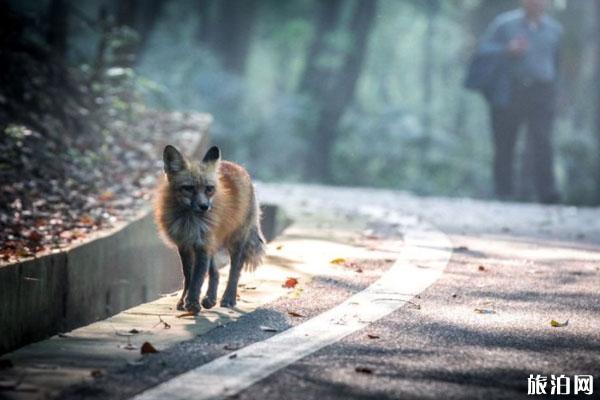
[596,1,600,203]
[47,0,68,59]
[301,0,378,182]
[115,0,164,67]
[420,0,439,156]
[197,0,259,74]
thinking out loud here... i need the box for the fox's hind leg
[220,246,244,308]
[176,247,194,311]
[201,257,219,309]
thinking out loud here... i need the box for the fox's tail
[240,191,266,272]
[241,224,265,272]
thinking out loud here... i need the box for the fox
[154,144,265,313]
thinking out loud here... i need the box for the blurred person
[465,0,562,203]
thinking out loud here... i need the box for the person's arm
[477,17,507,56]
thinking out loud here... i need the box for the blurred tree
[420,0,440,156]
[197,0,259,74]
[47,0,69,59]
[596,0,600,203]
[300,0,378,181]
[115,0,165,67]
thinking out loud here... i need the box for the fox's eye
[205,185,215,196]
[180,185,194,192]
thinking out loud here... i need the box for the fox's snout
[192,201,211,213]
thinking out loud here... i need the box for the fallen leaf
[259,325,278,332]
[90,369,103,378]
[129,329,140,334]
[276,244,283,250]
[478,265,485,271]
[176,311,197,318]
[28,231,43,242]
[367,334,380,339]
[288,311,305,318]
[229,353,237,359]
[355,367,373,374]
[79,214,95,226]
[98,191,114,202]
[550,319,569,328]
[330,257,347,265]
[141,342,158,354]
[355,268,363,273]
[474,308,496,314]
[282,277,299,289]
[153,315,171,329]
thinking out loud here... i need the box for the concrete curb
[0,210,181,356]
[0,205,290,356]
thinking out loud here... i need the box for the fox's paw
[183,300,201,314]
[176,299,185,311]
[201,296,217,309]
[220,297,237,308]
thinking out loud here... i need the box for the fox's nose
[199,203,210,211]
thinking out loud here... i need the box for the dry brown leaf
[98,191,114,202]
[176,311,198,318]
[90,369,103,378]
[141,342,158,354]
[355,367,373,374]
[153,315,171,329]
[330,257,347,265]
[367,334,380,339]
[79,214,95,226]
[288,311,305,318]
[28,230,43,242]
[282,277,299,289]
[478,265,486,271]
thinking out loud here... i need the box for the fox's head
[162,145,221,214]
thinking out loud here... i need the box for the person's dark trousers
[489,81,560,203]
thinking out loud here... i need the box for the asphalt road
[54,184,600,400]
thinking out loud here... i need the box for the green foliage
[60,0,600,205]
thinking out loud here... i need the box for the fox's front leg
[184,247,209,313]
[201,257,219,309]
[176,247,194,311]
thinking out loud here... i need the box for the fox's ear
[202,146,221,164]
[163,145,186,174]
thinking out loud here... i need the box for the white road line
[132,219,452,400]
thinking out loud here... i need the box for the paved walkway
[1,184,599,400]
